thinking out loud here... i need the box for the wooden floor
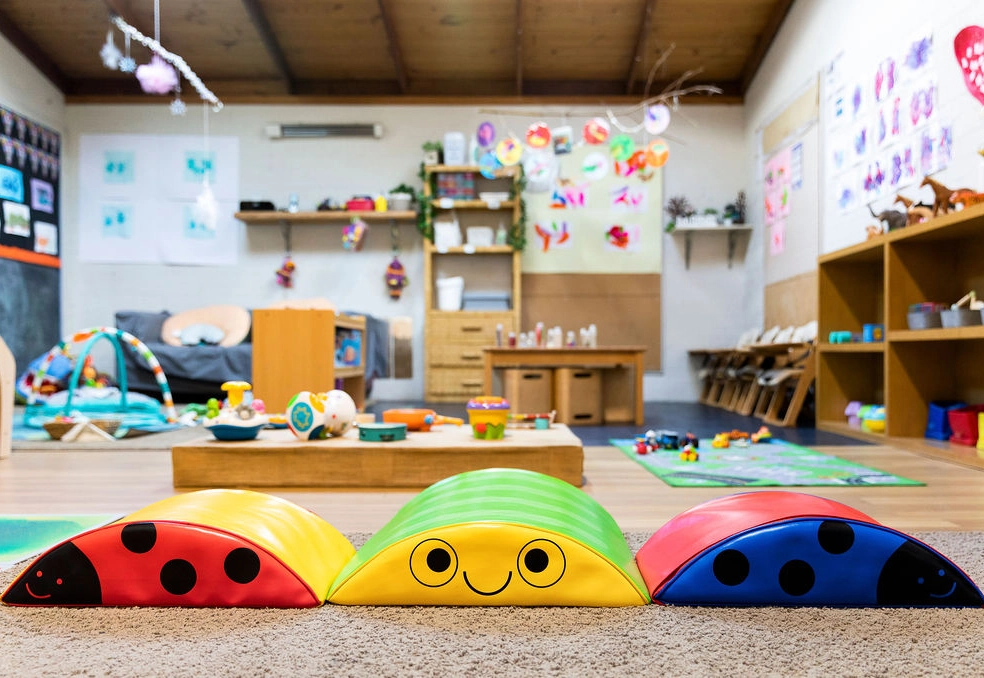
[4,440,984,534]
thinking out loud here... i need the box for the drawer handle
[461,325,483,333]
[460,352,482,360]
[462,379,483,387]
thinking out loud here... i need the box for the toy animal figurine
[893,193,933,225]
[950,188,984,210]
[868,204,907,232]
[920,176,971,216]
[865,224,882,240]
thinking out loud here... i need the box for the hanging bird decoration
[385,256,408,299]
[276,256,296,288]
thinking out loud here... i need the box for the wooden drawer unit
[426,366,486,400]
[427,311,515,344]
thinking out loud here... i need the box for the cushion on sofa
[161,305,251,347]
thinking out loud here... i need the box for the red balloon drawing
[954,26,984,106]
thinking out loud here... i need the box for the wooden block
[503,368,553,414]
[554,368,602,425]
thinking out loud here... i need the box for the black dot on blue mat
[224,548,261,584]
[524,548,549,573]
[713,549,750,586]
[818,520,855,554]
[160,559,197,596]
[779,559,815,596]
[120,523,157,554]
[427,548,452,573]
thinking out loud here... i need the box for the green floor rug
[610,438,923,487]
[0,515,119,569]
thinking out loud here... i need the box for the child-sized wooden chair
[751,322,818,427]
[0,334,15,459]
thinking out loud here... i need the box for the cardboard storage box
[554,368,602,425]
[504,368,553,414]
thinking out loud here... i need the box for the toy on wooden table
[868,203,907,232]
[636,491,984,607]
[382,408,463,432]
[202,380,268,441]
[286,389,357,440]
[466,396,510,440]
[894,193,933,225]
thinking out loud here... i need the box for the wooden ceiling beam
[376,0,408,94]
[240,0,296,95]
[0,5,69,92]
[515,0,524,96]
[625,0,657,96]
[740,0,794,95]
[103,0,174,47]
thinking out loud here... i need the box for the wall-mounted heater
[264,123,383,139]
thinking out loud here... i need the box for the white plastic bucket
[436,276,464,311]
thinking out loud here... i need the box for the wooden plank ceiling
[0,0,794,103]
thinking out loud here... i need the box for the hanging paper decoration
[628,150,648,172]
[606,225,630,249]
[385,256,409,299]
[170,96,187,116]
[583,118,610,145]
[477,121,496,147]
[552,126,573,155]
[582,152,609,181]
[644,104,672,135]
[342,218,368,250]
[194,181,218,231]
[523,150,558,193]
[525,122,552,149]
[135,55,179,94]
[479,150,502,179]
[100,31,122,69]
[276,256,296,288]
[645,139,670,167]
[609,134,634,162]
[495,137,523,166]
[954,26,984,106]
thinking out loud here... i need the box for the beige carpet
[2,532,983,677]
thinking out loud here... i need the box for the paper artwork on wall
[79,134,239,265]
[0,165,24,202]
[764,145,792,228]
[604,224,640,252]
[770,221,786,256]
[533,220,572,252]
[610,185,647,212]
[30,178,54,213]
[2,201,30,237]
[33,221,57,255]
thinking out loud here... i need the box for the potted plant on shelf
[422,141,443,166]
[664,195,695,232]
[388,183,417,211]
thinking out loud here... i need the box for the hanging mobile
[385,222,408,299]
[276,222,295,288]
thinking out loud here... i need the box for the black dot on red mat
[713,549,750,586]
[120,523,157,553]
[818,520,855,554]
[224,548,261,584]
[160,559,197,595]
[779,559,815,596]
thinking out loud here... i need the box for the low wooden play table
[171,424,584,489]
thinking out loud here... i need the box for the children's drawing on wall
[2,201,30,237]
[604,224,640,252]
[581,152,609,181]
[30,178,54,213]
[0,164,24,202]
[533,220,572,252]
[610,185,646,212]
[101,203,133,239]
[764,145,793,226]
[103,150,135,184]
[181,204,216,239]
[954,25,984,106]
[183,150,215,184]
[523,151,558,192]
[550,181,588,209]
[770,221,786,257]
[33,221,57,255]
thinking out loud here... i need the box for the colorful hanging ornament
[609,134,635,162]
[479,150,502,179]
[385,256,408,299]
[118,32,136,73]
[170,95,187,116]
[525,122,552,149]
[343,218,368,250]
[136,55,179,94]
[954,26,984,106]
[582,117,610,145]
[582,152,609,181]
[645,138,670,167]
[644,104,672,135]
[276,256,296,288]
[495,137,523,166]
[477,121,496,147]
[100,30,122,70]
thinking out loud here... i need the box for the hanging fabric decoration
[276,256,296,288]
[343,218,369,250]
[100,30,122,69]
[386,257,408,299]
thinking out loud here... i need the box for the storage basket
[925,400,965,440]
[947,404,984,446]
[941,308,982,328]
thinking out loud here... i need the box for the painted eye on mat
[409,539,458,587]
[517,539,566,588]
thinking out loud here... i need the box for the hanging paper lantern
[385,256,409,299]
[525,122,552,149]
[582,117,610,145]
[645,139,670,168]
[135,55,179,95]
[581,151,609,181]
[479,150,502,179]
[477,121,496,147]
[954,26,984,106]
[644,104,671,135]
[495,137,523,166]
[342,218,368,251]
[609,134,635,162]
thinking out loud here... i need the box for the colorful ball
[322,389,357,437]
[286,390,326,440]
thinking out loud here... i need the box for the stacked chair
[749,321,818,427]
[690,328,762,406]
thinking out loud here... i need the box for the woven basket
[43,419,121,441]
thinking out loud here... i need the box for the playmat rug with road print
[609,439,923,488]
[0,515,119,569]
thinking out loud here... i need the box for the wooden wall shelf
[670,225,752,269]
[817,202,984,445]
[235,210,416,224]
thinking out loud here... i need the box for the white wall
[62,103,751,402]
[0,34,64,132]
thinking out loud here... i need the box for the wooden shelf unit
[817,202,984,452]
[422,164,523,402]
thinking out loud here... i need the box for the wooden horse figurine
[920,176,971,216]
[894,193,933,225]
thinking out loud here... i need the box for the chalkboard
[0,257,60,375]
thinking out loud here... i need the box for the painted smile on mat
[928,580,957,599]
[463,571,512,596]
[25,581,51,600]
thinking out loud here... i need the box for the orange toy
[382,408,463,432]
